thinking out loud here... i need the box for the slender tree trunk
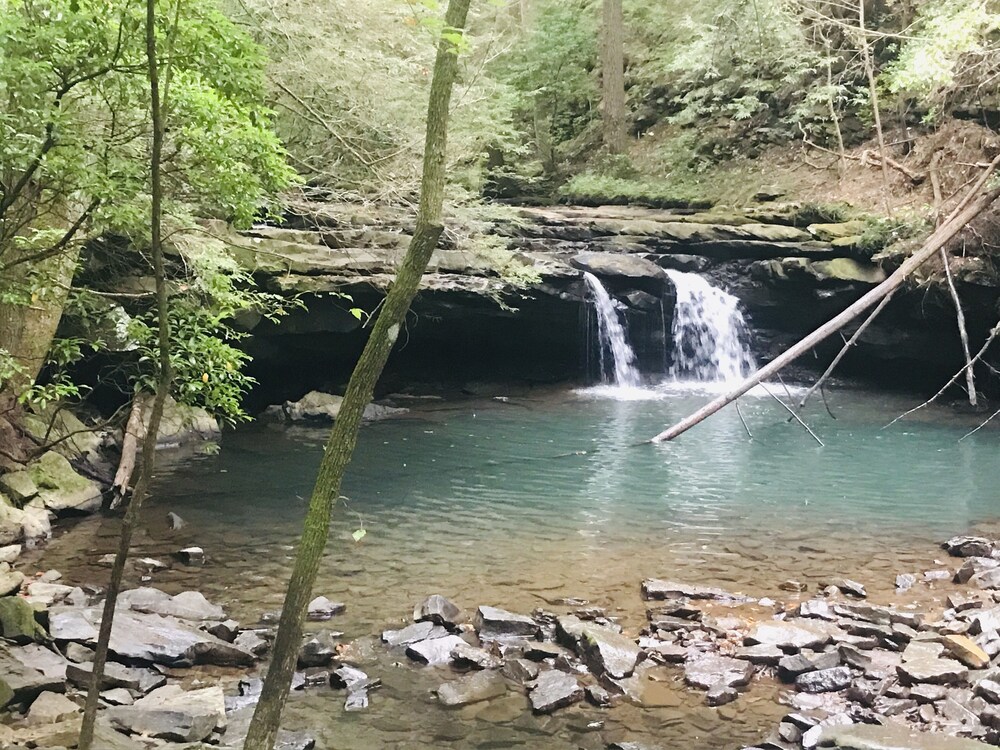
[858,0,892,215]
[242,2,472,747]
[77,0,172,745]
[600,0,626,153]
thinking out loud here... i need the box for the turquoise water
[33,383,1000,749]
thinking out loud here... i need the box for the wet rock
[897,656,968,685]
[587,684,612,706]
[223,705,316,750]
[451,642,502,670]
[120,587,223,621]
[644,641,689,664]
[26,691,80,725]
[48,606,255,667]
[955,557,999,584]
[166,511,186,530]
[0,566,24,596]
[414,594,463,628]
[745,620,831,651]
[941,634,990,669]
[923,569,952,582]
[475,605,538,640]
[780,580,808,592]
[796,666,852,693]
[580,625,641,679]
[344,689,369,711]
[799,600,834,620]
[205,618,240,642]
[0,596,46,643]
[684,655,754,690]
[818,721,994,749]
[298,635,337,668]
[406,634,467,666]
[382,621,446,646]
[64,642,94,663]
[570,253,668,291]
[27,450,102,513]
[174,546,204,565]
[944,536,995,558]
[823,578,867,598]
[502,658,540,684]
[306,596,345,621]
[971,568,1000,590]
[523,641,572,662]
[107,684,225,743]
[437,670,507,707]
[528,669,583,713]
[234,630,269,656]
[0,544,21,563]
[895,574,916,592]
[641,579,746,601]
[706,684,739,706]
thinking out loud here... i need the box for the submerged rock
[528,669,583,713]
[437,670,506,707]
[818,721,993,749]
[641,579,745,602]
[406,635,467,666]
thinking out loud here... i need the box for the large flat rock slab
[49,607,254,667]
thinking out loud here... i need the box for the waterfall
[665,270,756,383]
[583,272,642,388]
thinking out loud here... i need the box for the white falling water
[665,270,756,383]
[583,272,642,388]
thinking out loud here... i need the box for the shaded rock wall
[224,203,1000,405]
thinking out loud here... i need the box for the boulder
[580,625,641,679]
[684,656,754,690]
[125,589,224,621]
[0,596,47,643]
[475,605,538,640]
[106,685,225,743]
[24,580,74,606]
[0,472,37,504]
[282,391,407,423]
[528,669,583,713]
[745,620,831,651]
[955,557,999,584]
[146,395,221,447]
[26,691,80,725]
[437,670,506,707]
[0,543,21,563]
[175,546,205,565]
[27,451,102,513]
[0,566,24,596]
[48,606,255,667]
[405,635,467,666]
[570,253,668,293]
[414,594,463,628]
[943,536,995,558]
[298,635,337,668]
[796,666,852,693]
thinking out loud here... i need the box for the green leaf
[352,528,367,542]
[349,307,363,320]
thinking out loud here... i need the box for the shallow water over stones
[24,384,1000,748]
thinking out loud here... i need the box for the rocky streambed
[7,532,1000,749]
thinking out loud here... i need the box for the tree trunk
[600,0,626,153]
[77,0,172,745]
[241,1,472,747]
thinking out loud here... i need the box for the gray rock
[824,578,867,597]
[234,630,269,656]
[222,705,316,750]
[64,642,94,663]
[977,679,1000,703]
[528,669,583,713]
[955,557,1000,584]
[437,670,506,707]
[0,644,65,706]
[0,544,21,563]
[706,684,739,706]
[735,644,784,665]
[27,450,102,513]
[969,607,1000,635]
[895,573,916,592]
[0,567,24,597]
[48,606,255,667]
[897,656,968,685]
[382,620,445,646]
[106,684,225,743]
[174,546,204,565]
[298,635,337,668]
[414,594,463,628]
[450,642,502,670]
[641,579,746,601]
[818,721,994,749]
[971,567,1000,590]
[799,600,834,619]
[943,536,995,558]
[166,511,186,530]
[26,691,79,725]
[100,688,134,706]
[344,689,369,711]
[66,660,143,691]
[119,587,224,621]
[502,658,539,684]
[475,605,538,641]
[586,684,612,706]
[8,644,68,682]
[205,618,240,642]
[406,634,467,666]
[684,655,754,690]
[580,625,641,679]
[745,620,831,651]
[571,252,668,288]
[306,596,345,621]
[796,666,852,693]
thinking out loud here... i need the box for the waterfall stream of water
[665,270,756,383]
[583,272,642,388]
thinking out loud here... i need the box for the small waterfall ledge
[583,272,642,388]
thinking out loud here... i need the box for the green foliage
[857,215,928,256]
[559,172,713,210]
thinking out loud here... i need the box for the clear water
[31,385,1000,749]
[666,271,756,383]
[584,272,642,388]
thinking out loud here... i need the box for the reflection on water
[29,385,1000,749]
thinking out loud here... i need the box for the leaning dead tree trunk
[939,248,977,406]
[241,2,472,747]
[109,399,145,510]
[77,0,173,746]
[650,171,1000,444]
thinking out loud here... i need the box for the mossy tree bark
[600,0,626,153]
[242,1,473,747]
[77,0,172,745]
